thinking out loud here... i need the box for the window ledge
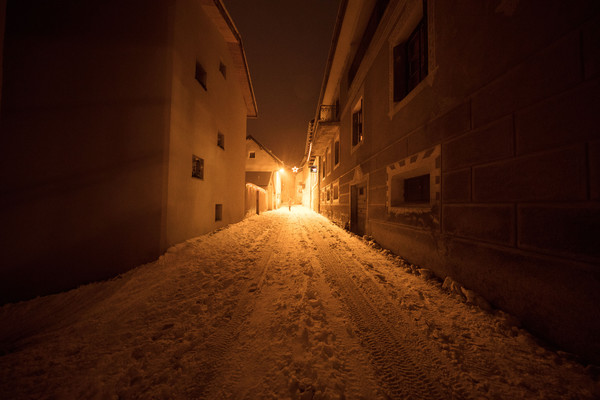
[350,140,364,155]
[389,204,433,214]
[388,66,438,120]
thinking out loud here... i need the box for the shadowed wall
[315,0,600,363]
[0,0,251,303]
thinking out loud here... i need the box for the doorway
[350,183,366,236]
[256,190,260,214]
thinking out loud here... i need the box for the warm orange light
[279,168,285,174]
[292,166,298,173]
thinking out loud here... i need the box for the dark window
[195,62,207,90]
[217,132,225,149]
[219,62,227,78]
[334,140,340,165]
[393,42,407,102]
[249,152,256,159]
[192,155,204,179]
[404,174,430,203]
[333,184,339,200]
[322,155,327,179]
[215,204,223,221]
[326,188,331,202]
[352,101,363,147]
[393,3,428,102]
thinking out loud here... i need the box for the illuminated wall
[245,136,284,210]
[165,0,248,246]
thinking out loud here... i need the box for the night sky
[224,0,340,167]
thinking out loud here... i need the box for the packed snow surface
[1,207,598,399]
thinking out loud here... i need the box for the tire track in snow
[190,218,285,398]
[312,222,507,397]
[289,211,386,399]
[300,216,468,399]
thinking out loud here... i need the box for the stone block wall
[317,0,600,363]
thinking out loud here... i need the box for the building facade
[0,0,257,303]
[245,135,284,215]
[303,0,600,363]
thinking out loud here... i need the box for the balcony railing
[318,104,339,122]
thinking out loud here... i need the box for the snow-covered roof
[246,135,284,166]
[245,171,273,188]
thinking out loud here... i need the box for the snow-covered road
[0,207,598,399]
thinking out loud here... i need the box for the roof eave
[201,0,258,118]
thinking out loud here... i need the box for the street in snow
[0,207,597,399]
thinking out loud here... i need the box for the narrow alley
[0,208,597,399]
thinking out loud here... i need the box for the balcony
[311,104,340,157]
[318,104,339,122]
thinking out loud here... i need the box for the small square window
[215,204,223,221]
[195,62,207,90]
[217,132,225,149]
[249,151,256,159]
[192,155,204,180]
[219,62,227,78]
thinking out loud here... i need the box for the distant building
[302,0,600,363]
[0,0,257,303]
[245,135,284,215]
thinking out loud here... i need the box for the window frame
[195,61,207,90]
[351,98,364,149]
[393,17,427,103]
[219,61,227,79]
[217,132,225,150]
[333,181,340,203]
[334,136,340,169]
[192,155,204,180]
[387,145,440,213]
[388,0,435,118]
[326,147,331,177]
[391,173,431,207]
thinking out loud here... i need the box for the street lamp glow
[279,168,285,174]
[292,166,298,173]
